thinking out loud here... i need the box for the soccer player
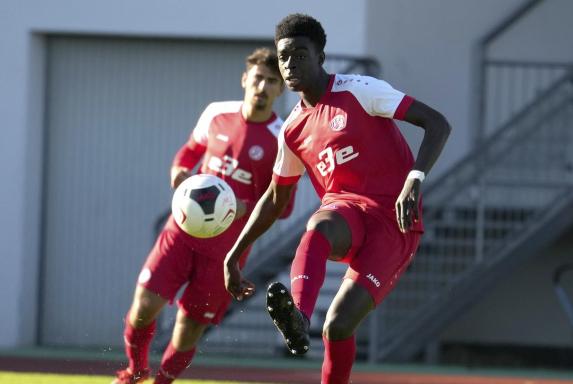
[112,47,291,384]
[224,14,451,384]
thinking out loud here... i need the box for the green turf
[0,372,268,384]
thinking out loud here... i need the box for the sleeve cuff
[394,95,415,120]
[272,173,301,185]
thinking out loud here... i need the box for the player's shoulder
[203,100,242,117]
[331,73,392,95]
[281,102,304,134]
[265,114,284,138]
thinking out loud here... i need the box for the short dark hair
[275,13,327,52]
[245,47,281,78]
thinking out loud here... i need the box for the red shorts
[316,196,421,305]
[138,216,249,325]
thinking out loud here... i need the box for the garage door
[39,36,285,347]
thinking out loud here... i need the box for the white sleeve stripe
[273,123,305,178]
[331,74,405,119]
[265,117,283,138]
[192,101,242,144]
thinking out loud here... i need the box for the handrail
[480,0,544,46]
[553,263,573,328]
[424,68,573,200]
[474,0,545,146]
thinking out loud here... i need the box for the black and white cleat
[266,281,310,355]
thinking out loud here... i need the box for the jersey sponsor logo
[329,114,347,131]
[216,133,229,142]
[207,155,252,185]
[248,145,264,161]
[316,145,359,176]
[366,273,381,288]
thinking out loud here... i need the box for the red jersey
[166,101,285,247]
[273,74,423,231]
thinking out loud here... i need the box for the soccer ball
[171,174,237,238]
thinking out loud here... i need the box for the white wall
[0,0,368,348]
[441,227,573,347]
[365,0,524,177]
[489,0,573,62]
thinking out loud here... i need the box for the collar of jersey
[299,73,335,111]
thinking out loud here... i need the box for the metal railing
[553,264,573,332]
[198,2,573,363]
[369,69,573,361]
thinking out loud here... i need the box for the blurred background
[1,0,572,376]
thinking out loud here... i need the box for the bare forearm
[405,100,451,175]
[413,115,451,174]
[226,183,293,263]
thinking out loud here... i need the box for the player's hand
[224,258,255,301]
[395,178,421,233]
[171,167,193,189]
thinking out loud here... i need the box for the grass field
[0,372,268,384]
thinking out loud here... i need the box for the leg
[114,228,195,384]
[267,202,364,355]
[322,279,374,384]
[154,309,208,384]
[320,213,421,384]
[306,209,353,259]
[113,286,167,384]
[128,285,168,328]
[291,207,358,321]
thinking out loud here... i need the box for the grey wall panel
[40,36,279,347]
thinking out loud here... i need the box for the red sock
[154,343,196,384]
[321,335,356,384]
[124,313,156,374]
[290,230,331,321]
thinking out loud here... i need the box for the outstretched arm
[224,180,296,300]
[395,100,451,233]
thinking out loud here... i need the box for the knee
[322,315,355,341]
[129,302,155,328]
[307,217,351,259]
[130,293,162,327]
[307,218,334,239]
[172,312,207,351]
[174,312,198,331]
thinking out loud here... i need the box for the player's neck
[241,103,273,123]
[300,70,330,108]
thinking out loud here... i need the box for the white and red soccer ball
[171,174,236,238]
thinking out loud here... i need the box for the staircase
[372,69,573,361]
[200,69,573,360]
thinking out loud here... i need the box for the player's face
[242,64,283,110]
[276,36,324,92]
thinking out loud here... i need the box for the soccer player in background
[112,47,292,384]
[224,14,451,384]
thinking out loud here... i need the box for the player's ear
[241,72,247,89]
[318,52,325,66]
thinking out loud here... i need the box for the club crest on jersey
[329,114,347,132]
[248,145,264,161]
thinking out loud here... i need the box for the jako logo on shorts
[366,273,381,287]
